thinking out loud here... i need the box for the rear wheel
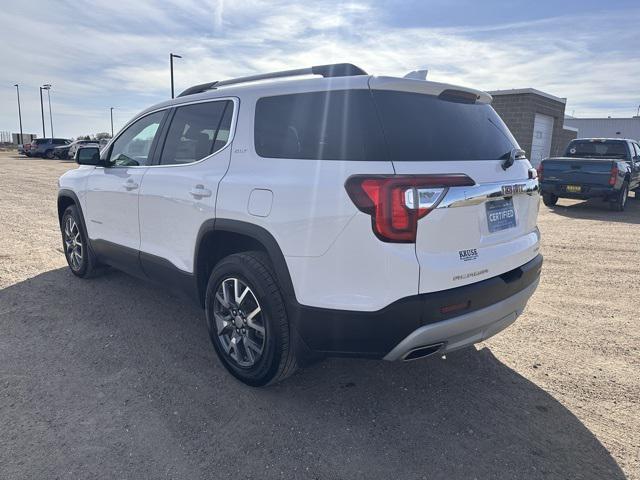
[610,182,629,211]
[542,192,558,207]
[205,251,298,387]
[45,149,54,159]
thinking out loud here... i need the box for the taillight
[536,163,543,181]
[344,174,475,243]
[609,165,618,186]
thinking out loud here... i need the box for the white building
[563,116,640,141]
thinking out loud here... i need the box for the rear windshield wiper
[502,148,525,170]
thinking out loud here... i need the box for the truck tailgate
[542,158,614,186]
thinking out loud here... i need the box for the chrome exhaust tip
[401,343,445,362]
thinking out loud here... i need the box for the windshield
[565,140,628,158]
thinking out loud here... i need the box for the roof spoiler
[177,63,368,98]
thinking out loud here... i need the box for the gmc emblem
[501,184,526,196]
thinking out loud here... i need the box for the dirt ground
[0,151,638,479]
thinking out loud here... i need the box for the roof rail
[177,63,367,98]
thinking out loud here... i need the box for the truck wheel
[61,205,100,278]
[205,251,298,387]
[610,182,629,211]
[542,192,558,207]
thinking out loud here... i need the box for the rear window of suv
[254,89,519,161]
[370,90,518,161]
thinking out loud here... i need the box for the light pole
[170,53,182,98]
[14,84,24,145]
[110,107,114,137]
[39,86,46,138]
[42,84,53,137]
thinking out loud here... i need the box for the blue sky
[1,0,639,138]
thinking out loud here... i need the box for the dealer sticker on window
[486,198,516,233]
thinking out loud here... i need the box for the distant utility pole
[42,84,53,137]
[170,53,182,98]
[110,107,114,136]
[39,86,46,137]
[14,84,23,144]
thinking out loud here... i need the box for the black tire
[61,205,99,278]
[542,192,558,207]
[610,181,629,211]
[45,149,54,159]
[205,251,298,387]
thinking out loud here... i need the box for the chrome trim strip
[436,178,539,209]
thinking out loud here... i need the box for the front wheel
[542,192,558,207]
[205,251,298,387]
[45,149,54,159]
[61,205,99,277]
[610,182,629,211]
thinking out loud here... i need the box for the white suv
[58,63,542,386]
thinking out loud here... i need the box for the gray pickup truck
[539,138,640,211]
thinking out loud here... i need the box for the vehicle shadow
[0,268,626,479]
[545,193,640,225]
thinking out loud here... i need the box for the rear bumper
[383,277,538,360]
[291,254,542,359]
[541,182,617,199]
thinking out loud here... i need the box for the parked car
[30,138,72,158]
[22,143,33,156]
[62,139,100,160]
[53,144,71,159]
[539,138,640,211]
[58,63,542,386]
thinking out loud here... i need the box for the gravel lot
[1,151,638,479]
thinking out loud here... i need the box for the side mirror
[75,146,102,166]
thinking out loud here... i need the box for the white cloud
[1,0,638,137]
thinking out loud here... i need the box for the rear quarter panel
[215,80,420,310]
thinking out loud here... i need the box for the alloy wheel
[64,216,83,270]
[213,277,266,368]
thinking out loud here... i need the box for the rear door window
[159,100,233,165]
[370,90,518,161]
[254,90,386,161]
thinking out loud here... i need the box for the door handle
[189,185,212,198]
[123,179,139,190]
